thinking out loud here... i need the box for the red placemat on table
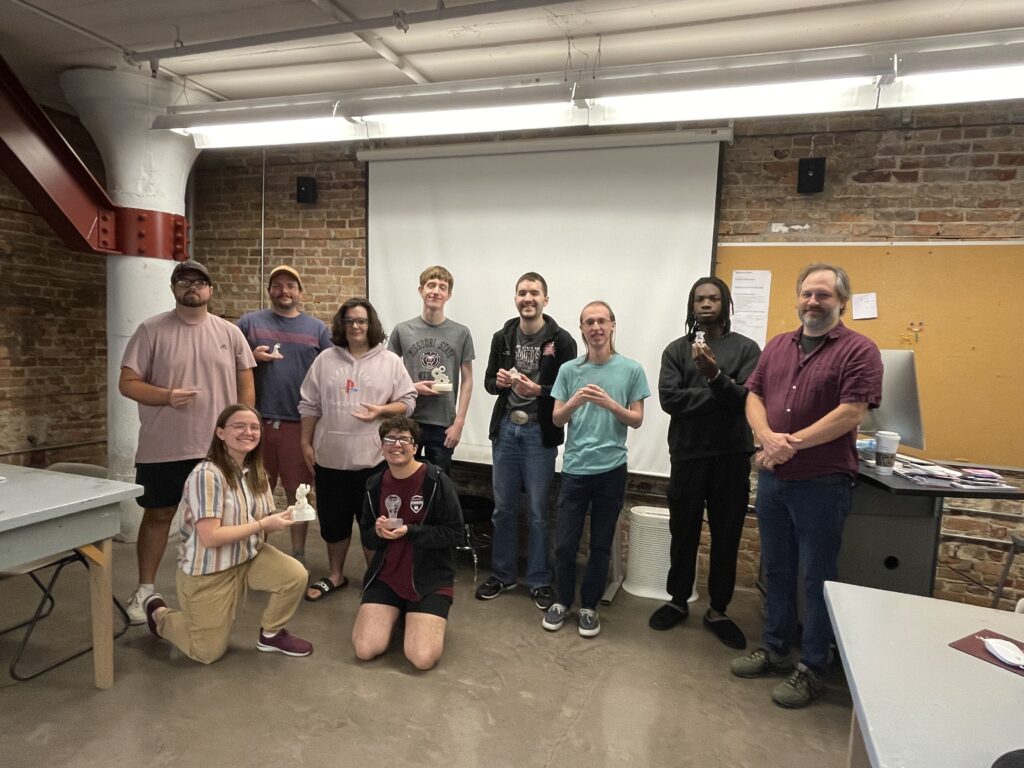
[949,629,1024,678]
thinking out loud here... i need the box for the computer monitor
[859,349,926,450]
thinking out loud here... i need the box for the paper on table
[851,292,878,319]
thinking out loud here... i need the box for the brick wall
[191,146,366,326]
[719,101,1024,241]
[0,110,108,468]
[2,99,1021,606]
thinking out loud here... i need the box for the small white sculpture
[508,366,522,383]
[694,330,706,346]
[384,493,404,529]
[269,343,284,359]
[431,365,453,393]
[291,483,317,521]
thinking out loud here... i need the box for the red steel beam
[0,54,188,259]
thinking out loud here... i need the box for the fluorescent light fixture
[176,117,366,149]
[590,77,878,126]
[361,102,584,139]
[879,64,1024,108]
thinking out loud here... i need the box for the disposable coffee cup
[874,431,900,475]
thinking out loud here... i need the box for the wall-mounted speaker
[797,157,826,194]
[296,176,318,204]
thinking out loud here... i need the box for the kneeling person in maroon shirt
[352,416,464,670]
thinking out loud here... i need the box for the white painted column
[60,68,210,539]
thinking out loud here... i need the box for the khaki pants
[156,544,307,664]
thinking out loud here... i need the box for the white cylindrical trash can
[623,506,698,602]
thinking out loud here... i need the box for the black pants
[666,453,751,613]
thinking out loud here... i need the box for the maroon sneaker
[143,594,166,638]
[257,628,313,657]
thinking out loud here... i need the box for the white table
[0,463,142,688]
[825,581,1024,768]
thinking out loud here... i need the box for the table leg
[848,710,872,768]
[83,538,114,689]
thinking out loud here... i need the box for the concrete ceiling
[3,0,1024,112]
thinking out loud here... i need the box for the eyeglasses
[381,436,414,446]
[224,423,261,433]
[174,278,211,289]
[341,318,369,327]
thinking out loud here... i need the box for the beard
[176,291,208,308]
[799,305,839,334]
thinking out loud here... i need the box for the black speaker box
[797,157,826,194]
[296,176,318,204]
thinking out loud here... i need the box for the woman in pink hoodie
[298,298,416,601]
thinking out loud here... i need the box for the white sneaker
[125,589,147,625]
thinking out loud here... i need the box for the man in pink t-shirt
[119,259,256,624]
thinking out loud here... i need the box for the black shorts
[362,579,452,620]
[135,459,202,509]
[313,463,384,543]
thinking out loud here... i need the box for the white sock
[262,629,280,638]
[137,584,155,599]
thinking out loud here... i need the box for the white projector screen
[367,139,722,477]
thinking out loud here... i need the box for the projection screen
[366,135,723,477]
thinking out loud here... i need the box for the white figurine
[694,330,706,346]
[384,493,404,529]
[508,366,522,382]
[431,365,453,393]
[270,343,284,359]
[290,483,317,522]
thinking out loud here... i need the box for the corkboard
[715,243,1024,468]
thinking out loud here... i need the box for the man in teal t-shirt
[543,301,650,639]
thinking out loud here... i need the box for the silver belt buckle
[509,409,529,425]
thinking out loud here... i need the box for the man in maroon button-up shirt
[730,263,882,709]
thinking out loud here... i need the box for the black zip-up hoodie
[360,462,464,597]
[483,313,577,447]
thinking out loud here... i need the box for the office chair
[0,462,130,681]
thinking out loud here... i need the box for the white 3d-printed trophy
[431,366,453,393]
[291,483,317,522]
[269,343,284,359]
[384,493,404,529]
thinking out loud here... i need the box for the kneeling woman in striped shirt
[143,404,312,662]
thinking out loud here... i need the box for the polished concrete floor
[2,531,853,768]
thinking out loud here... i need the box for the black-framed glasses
[341,318,369,327]
[381,436,414,446]
[174,278,211,289]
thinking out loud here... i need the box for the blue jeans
[416,423,453,474]
[554,464,628,610]
[490,419,557,589]
[756,470,853,674]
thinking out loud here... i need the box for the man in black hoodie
[649,276,761,649]
[475,273,577,610]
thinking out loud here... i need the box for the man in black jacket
[475,273,577,610]
[649,277,761,649]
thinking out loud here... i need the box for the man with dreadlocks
[648,276,761,650]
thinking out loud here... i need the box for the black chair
[0,463,130,681]
[456,494,494,582]
[992,533,1024,609]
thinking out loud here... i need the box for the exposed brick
[918,209,964,222]
[968,168,1017,182]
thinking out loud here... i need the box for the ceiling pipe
[128,0,574,67]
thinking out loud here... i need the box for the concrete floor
[1,530,853,768]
